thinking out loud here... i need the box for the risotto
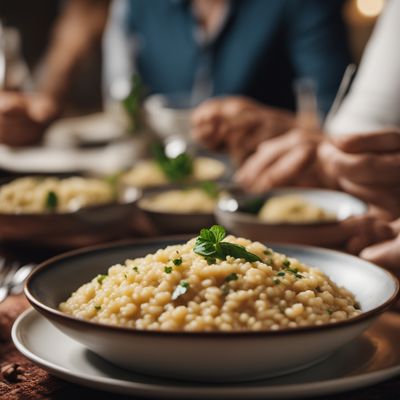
[0,177,115,214]
[139,188,217,214]
[59,226,360,332]
[121,157,225,188]
[259,195,336,224]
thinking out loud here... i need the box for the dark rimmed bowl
[136,186,217,234]
[215,188,368,246]
[0,177,141,248]
[24,238,399,382]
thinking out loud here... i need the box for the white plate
[12,308,400,399]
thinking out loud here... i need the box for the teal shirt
[126,0,350,114]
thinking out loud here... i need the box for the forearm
[36,0,111,105]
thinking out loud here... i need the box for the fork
[0,260,34,303]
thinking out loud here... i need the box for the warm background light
[356,0,385,17]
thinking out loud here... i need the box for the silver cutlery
[0,262,34,303]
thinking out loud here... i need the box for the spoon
[0,263,35,303]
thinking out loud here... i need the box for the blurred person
[0,0,350,147]
[235,0,400,266]
[0,0,110,147]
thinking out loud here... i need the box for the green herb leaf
[152,143,194,182]
[97,274,107,284]
[132,266,138,272]
[45,191,58,211]
[122,74,146,134]
[225,273,239,282]
[200,181,219,198]
[173,258,182,266]
[164,266,173,274]
[263,249,272,255]
[283,259,291,268]
[277,271,285,277]
[210,225,226,243]
[193,225,261,263]
[94,305,101,310]
[172,281,190,300]
[273,279,281,285]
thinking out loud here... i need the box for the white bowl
[216,188,368,246]
[25,239,398,382]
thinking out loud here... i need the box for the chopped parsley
[327,309,333,315]
[172,281,190,300]
[283,259,291,268]
[97,274,107,284]
[94,305,101,310]
[173,258,183,266]
[194,225,261,263]
[132,266,139,272]
[200,181,219,198]
[164,266,173,274]
[263,249,272,256]
[273,279,281,285]
[152,143,194,182]
[225,273,239,282]
[277,271,285,277]
[45,191,58,211]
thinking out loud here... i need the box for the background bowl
[215,188,368,246]
[137,187,216,235]
[0,178,141,248]
[25,239,398,382]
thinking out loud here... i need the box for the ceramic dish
[137,187,217,234]
[13,309,400,398]
[24,238,398,382]
[0,178,140,248]
[215,188,368,246]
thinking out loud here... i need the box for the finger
[235,135,294,187]
[333,131,400,154]
[246,144,315,192]
[326,144,400,184]
[346,218,395,254]
[390,218,400,234]
[191,98,223,126]
[339,178,400,218]
[360,235,400,270]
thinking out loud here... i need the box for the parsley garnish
[164,266,173,274]
[94,305,101,310]
[225,273,239,282]
[173,258,183,266]
[273,279,281,285]
[132,266,138,272]
[172,281,190,300]
[194,225,261,263]
[283,259,291,268]
[277,271,285,277]
[45,191,58,211]
[97,274,107,284]
[122,74,146,134]
[200,181,219,198]
[263,249,272,256]
[152,144,194,182]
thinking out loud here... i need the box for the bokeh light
[356,0,385,17]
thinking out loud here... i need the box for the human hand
[358,218,400,270]
[191,96,295,164]
[235,129,324,192]
[319,131,400,218]
[0,91,60,147]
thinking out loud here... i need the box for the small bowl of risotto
[25,225,398,382]
[120,156,226,189]
[0,176,140,247]
[215,188,368,246]
[137,183,224,234]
